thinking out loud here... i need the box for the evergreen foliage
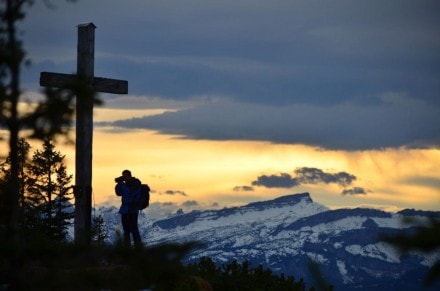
[28,138,74,240]
[0,238,318,290]
[0,138,31,225]
[1,1,83,286]
[0,138,73,241]
[0,239,195,290]
[184,257,310,291]
[91,214,109,246]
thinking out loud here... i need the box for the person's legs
[128,212,141,246]
[121,214,131,245]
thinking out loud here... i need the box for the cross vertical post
[74,23,95,245]
[39,23,128,245]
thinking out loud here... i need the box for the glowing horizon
[56,116,440,212]
[1,107,439,213]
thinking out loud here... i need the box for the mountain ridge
[96,192,440,290]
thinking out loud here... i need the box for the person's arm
[115,182,130,197]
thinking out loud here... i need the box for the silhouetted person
[115,169,142,246]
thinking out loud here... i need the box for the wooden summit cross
[40,23,128,244]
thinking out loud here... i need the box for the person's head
[122,169,132,181]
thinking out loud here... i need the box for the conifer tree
[1,138,73,239]
[28,138,73,240]
[1,1,91,287]
[0,138,31,225]
[92,215,109,246]
[51,163,74,240]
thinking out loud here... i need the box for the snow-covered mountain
[95,193,440,290]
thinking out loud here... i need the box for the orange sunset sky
[5,106,439,212]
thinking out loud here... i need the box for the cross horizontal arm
[40,72,76,88]
[40,72,128,94]
[93,76,128,94]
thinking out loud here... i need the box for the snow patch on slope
[345,243,400,263]
[336,260,354,284]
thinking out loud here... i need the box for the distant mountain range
[95,193,440,290]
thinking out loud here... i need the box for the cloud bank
[246,167,369,196]
[162,190,187,196]
[108,95,439,150]
[21,0,440,150]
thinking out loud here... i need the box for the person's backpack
[136,184,150,210]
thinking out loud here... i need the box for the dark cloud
[25,0,440,104]
[252,173,300,188]
[342,187,370,196]
[108,97,440,150]
[163,190,187,196]
[295,167,356,187]
[233,186,254,192]
[182,200,199,207]
[21,0,440,150]
[251,167,360,190]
